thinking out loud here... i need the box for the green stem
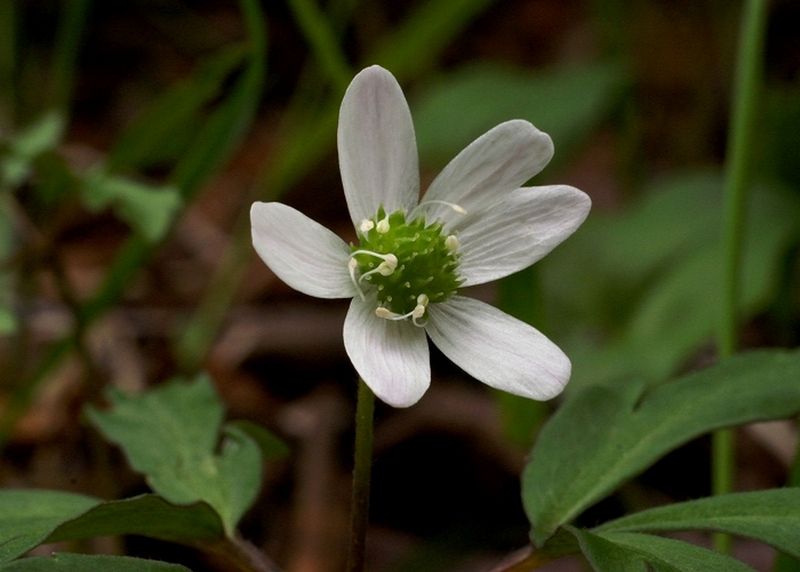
[52,0,91,114]
[713,0,769,554]
[286,0,352,92]
[347,378,375,572]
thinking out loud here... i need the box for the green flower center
[349,207,462,325]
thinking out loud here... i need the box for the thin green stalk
[347,378,375,572]
[0,0,16,130]
[286,0,352,92]
[713,0,769,554]
[52,0,91,114]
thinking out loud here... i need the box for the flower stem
[713,0,769,554]
[347,378,375,572]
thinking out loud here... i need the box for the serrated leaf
[0,490,225,563]
[572,529,755,572]
[595,489,800,560]
[523,349,800,545]
[0,490,98,563]
[86,375,262,536]
[412,61,627,168]
[0,553,191,572]
[82,170,181,242]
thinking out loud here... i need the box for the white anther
[411,295,429,326]
[375,304,427,328]
[376,261,395,276]
[350,250,398,284]
[376,215,391,233]
[413,200,467,217]
[375,307,395,319]
[445,235,459,251]
[359,219,375,232]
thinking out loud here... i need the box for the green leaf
[86,374,262,536]
[0,490,225,563]
[572,529,755,572]
[1,112,65,186]
[595,489,800,560]
[47,494,225,546]
[0,553,191,572]
[228,420,290,460]
[82,170,182,242]
[523,349,800,545]
[412,61,628,168]
[0,490,98,564]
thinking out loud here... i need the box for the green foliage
[0,491,224,564]
[572,528,756,572]
[86,374,263,536]
[540,171,800,393]
[81,169,182,243]
[523,349,800,545]
[596,489,800,559]
[0,490,97,564]
[412,60,628,168]
[106,45,250,173]
[0,112,64,186]
[0,553,191,572]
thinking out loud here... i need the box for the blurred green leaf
[82,169,182,242]
[0,490,224,563]
[596,489,800,560]
[0,490,97,564]
[86,374,262,536]
[169,0,266,198]
[1,112,64,186]
[540,171,800,393]
[412,60,628,168]
[572,528,755,572]
[107,44,249,172]
[47,495,225,546]
[523,349,800,545]
[0,554,191,572]
[228,420,290,460]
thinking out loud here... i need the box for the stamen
[445,235,459,251]
[374,294,429,328]
[376,214,391,233]
[351,250,397,264]
[359,219,375,232]
[411,294,429,327]
[348,258,365,301]
[414,199,467,216]
[356,253,398,283]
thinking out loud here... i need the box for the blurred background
[1,0,799,570]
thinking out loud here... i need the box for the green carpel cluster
[351,208,462,317]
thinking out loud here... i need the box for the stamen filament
[413,200,467,217]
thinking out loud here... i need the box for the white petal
[418,120,553,227]
[338,65,420,227]
[426,296,570,400]
[344,294,430,407]
[457,185,591,286]
[250,202,356,299]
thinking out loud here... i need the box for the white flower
[251,65,591,408]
